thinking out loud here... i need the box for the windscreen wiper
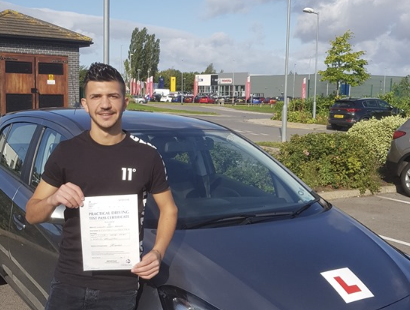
[291,199,319,217]
[185,211,295,229]
[185,200,320,229]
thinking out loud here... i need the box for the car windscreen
[129,129,316,229]
[333,101,355,108]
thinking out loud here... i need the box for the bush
[271,96,333,125]
[276,133,381,194]
[347,115,406,165]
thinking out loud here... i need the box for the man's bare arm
[26,180,84,224]
[132,188,178,279]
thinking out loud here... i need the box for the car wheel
[400,162,410,196]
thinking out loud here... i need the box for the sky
[1,0,409,77]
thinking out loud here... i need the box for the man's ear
[123,97,129,111]
[81,98,89,112]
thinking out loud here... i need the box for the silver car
[387,118,410,196]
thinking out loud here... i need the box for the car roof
[0,108,225,132]
[335,97,380,102]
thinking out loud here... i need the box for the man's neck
[89,128,126,146]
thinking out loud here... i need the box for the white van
[153,88,170,97]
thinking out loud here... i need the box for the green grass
[226,103,277,113]
[127,102,217,115]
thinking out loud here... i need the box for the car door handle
[12,214,26,231]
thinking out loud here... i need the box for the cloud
[1,0,410,76]
[202,0,275,18]
[294,0,410,75]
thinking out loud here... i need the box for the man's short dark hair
[83,62,125,96]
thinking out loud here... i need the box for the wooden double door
[0,53,68,115]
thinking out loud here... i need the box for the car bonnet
[144,207,410,310]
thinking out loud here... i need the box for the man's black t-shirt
[42,131,169,291]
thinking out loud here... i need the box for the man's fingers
[54,183,84,208]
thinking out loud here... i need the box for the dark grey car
[1,108,410,310]
[328,98,404,130]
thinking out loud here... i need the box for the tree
[78,65,89,102]
[319,30,370,97]
[393,75,410,98]
[126,27,160,83]
[79,65,88,88]
[203,63,216,74]
[157,69,199,93]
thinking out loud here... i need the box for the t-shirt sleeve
[41,144,65,188]
[149,151,170,194]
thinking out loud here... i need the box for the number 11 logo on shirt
[321,267,374,303]
[121,167,136,181]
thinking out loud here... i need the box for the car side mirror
[49,204,65,224]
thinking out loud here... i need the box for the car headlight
[158,285,219,310]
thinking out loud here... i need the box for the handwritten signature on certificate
[79,194,140,271]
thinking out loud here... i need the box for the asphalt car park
[326,191,410,255]
[1,108,410,309]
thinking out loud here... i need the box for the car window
[133,130,315,228]
[31,128,66,188]
[377,100,390,109]
[363,100,377,108]
[0,123,37,176]
[333,101,353,108]
[0,124,11,165]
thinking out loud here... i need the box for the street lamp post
[303,7,319,119]
[232,59,235,105]
[281,0,291,142]
[292,63,296,99]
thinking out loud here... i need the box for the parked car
[263,97,277,104]
[328,98,405,130]
[184,95,194,103]
[198,95,215,104]
[247,97,263,104]
[386,118,410,196]
[2,108,410,310]
[171,95,183,103]
[160,95,173,102]
[215,96,229,105]
[150,93,162,102]
[132,95,147,104]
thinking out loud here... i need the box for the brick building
[0,10,93,114]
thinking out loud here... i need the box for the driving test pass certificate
[79,194,140,271]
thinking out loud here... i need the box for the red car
[198,96,215,104]
[184,96,194,103]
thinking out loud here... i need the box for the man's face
[81,80,129,132]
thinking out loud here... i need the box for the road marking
[376,195,410,205]
[380,235,410,247]
[234,129,269,136]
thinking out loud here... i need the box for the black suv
[328,98,404,130]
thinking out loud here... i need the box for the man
[26,62,178,310]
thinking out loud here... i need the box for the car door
[7,121,72,309]
[361,100,379,119]
[0,123,20,280]
[0,121,38,301]
[377,99,393,118]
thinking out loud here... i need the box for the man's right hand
[26,181,84,224]
[49,182,84,209]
